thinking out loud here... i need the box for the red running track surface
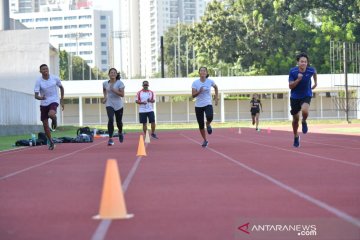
[0,128,359,240]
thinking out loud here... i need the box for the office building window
[100,24,106,29]
[101,42,107,47]
[101,33,106,37]
[100,16,107,20]
[50,17,62,21]
[64,16,77,20]
[101,60,107,64]
[79,24,92,28]
[79,15,91,20]
[101,51,107,55]
[65,25,77,29]
[36,18,48,22]
[50,26,63,30]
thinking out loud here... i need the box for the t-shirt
[34,75,62,106]
[191,78,216,107]
[250,99,261,111]
[103,80,125,111]
[136,89,155,113]
[288,66,316,99]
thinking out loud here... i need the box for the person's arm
[213,84,218,106]
[135,91,146,104]
[34,92,45,100]
[59,85,64,110]
[147,91,155,103]
[102,87,107,104]
[260,101,263,112]
[192,87,203,98]
[312,72,318,89]
[110,84,125,97]
[289,73,303,89]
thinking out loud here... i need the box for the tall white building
[10,8,113,75]
[116,0,206,78]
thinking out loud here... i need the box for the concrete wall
[0,29,60,135]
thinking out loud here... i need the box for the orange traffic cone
[93,159,134,220]
[136,135,147,156]
[144,130,150,144]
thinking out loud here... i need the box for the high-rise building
[10,7,113,77]
[116,0,206,78]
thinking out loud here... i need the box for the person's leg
[290,98,301,147]
[106,107,115,145]
[139,113,147,134]
[300,97,311,134]
[48,103,59,130]
[41,105,54,150]
[205,105,214,134]
[114,108,124,142]
[148,112,158,139]
[142,123,147,134]
[255,113,260,130]
[195,107,207,146]
[251,114,255,125]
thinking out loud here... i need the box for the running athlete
[289,52,317,147]
[191,67,218,148]
[250,93,263,131]
[102,68,125,146]
[34,64,64,150]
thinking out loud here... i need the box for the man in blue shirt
[289,53,317,147]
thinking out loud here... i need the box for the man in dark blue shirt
[289,53,317,147]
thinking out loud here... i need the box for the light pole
[112,30,129,77]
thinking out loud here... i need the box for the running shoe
[151,133,159,139]
[48,141,55,150]
[201,140,208,148]
[207,125,212,134]
[302,120,308,134]
[118,133,124,143]
[108,139,114,146]
[51,117,57,131]
[293,136,300,148]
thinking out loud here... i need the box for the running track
[0,128,359,240]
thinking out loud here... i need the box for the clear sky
[92,0,114,10]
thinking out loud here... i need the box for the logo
[238,222,250,234]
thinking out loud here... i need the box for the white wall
[0,29,60,127]
[0,29,52,94]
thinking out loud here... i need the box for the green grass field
[1,119,359,151]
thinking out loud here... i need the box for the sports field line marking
[0,147,30,157]
[223,135,360,167]
[91,145,146,240]
[181,134,360,228]
[0,141,106,181]
[302,139,360,150]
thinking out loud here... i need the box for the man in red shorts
[34,64,64,150]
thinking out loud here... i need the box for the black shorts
[139,111,155,124]
[251,109,259,116]
[290,97,311,115]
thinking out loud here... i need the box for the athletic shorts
[290,97,311,115]
[139,111,155,124]
[40,102,58,121]
[251,109,260,116]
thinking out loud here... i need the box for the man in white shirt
[136,81,158,139]
[34,64,64,150]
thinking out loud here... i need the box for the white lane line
[0,141,106,181]
[182,134,360,228]
[221,135,360,167]
[91,145,146,240]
